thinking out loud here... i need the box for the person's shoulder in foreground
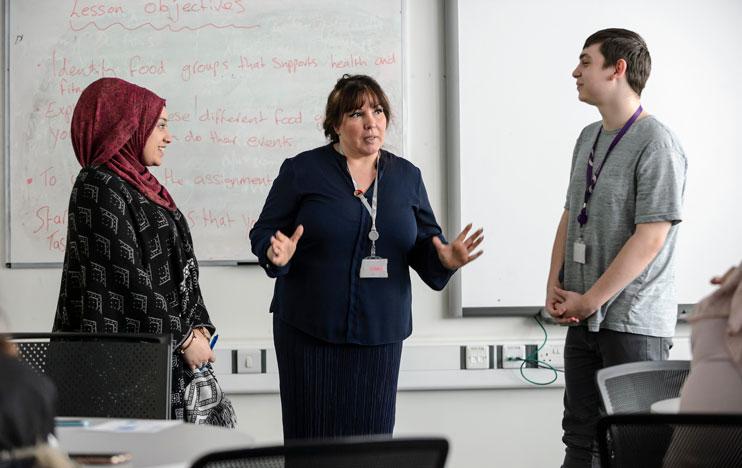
[0,352,56,451]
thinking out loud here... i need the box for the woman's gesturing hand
[267,225,304,267]
[432,223,484,270]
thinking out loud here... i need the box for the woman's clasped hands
[182,328,215,370]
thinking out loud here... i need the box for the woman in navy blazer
[250,74,483,439]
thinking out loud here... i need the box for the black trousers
[273,315,403,440]
[561,325,672,468]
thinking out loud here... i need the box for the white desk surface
[650,397,681,414]
[56,418,253,468]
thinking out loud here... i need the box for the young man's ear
[613,58,628,78]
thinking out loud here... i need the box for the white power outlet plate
[236,349,262,374]
[465,345,490,369]
[538,343,565,369]
[502,344,526,369]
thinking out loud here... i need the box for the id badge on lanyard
[350,154,388,278]
[573,237,586,264]
[360,257,388,278]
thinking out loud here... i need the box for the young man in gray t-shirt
[545,28,687,468]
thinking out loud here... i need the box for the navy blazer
[250,144,454,345]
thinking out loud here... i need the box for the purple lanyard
[577,105,643,227]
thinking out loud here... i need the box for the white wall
[0,2,691,467]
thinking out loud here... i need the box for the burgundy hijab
[71,77,176,211]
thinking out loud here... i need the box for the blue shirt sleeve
[249,158,300,278]
[407,167,455,291]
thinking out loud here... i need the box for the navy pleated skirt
[273,315,403,440]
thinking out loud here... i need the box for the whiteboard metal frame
[445,0,463,317]
[3,1,11,267]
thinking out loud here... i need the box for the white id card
[573,240,586,264]
[360,257,388,278]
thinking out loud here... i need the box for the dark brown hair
[584,28,651,96]
[323,74,391,143]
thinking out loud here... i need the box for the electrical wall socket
[464,345,490,369]
[235,348,263,374]
[501,344,526,369]
[538,343,565,369]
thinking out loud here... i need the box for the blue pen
[196,334,219,372]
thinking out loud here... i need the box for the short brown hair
[323,74,391,143]
[584,28,651,96]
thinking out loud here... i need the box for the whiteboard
[447,0,742,315]
[5,0,403,265]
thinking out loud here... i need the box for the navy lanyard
[577,105,643,227]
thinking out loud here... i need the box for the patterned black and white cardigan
[53,166,216,422]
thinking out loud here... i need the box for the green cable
[517,313,559,385]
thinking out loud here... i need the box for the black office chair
[597,413,742,468]
[4,332,172,419]
[595,360,690,414]
[190,437,449,468]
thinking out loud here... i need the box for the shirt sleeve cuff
[634,212,682,225]
[255,238,291,278]
[421,236,456,291]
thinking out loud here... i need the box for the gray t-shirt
[563,116,687,337]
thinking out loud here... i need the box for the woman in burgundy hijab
[54,78,236,427]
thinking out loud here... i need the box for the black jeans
[561,326,672,468]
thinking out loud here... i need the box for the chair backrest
[190,437,449,468]
[4,332,171,419]
[595,360,690,414]
[597,413,742,468]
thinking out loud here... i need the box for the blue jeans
[561,326,672,468]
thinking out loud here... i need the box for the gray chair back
[596,360,690,414]
[190,437,449,468]
[598,413,742,468]
[5,332,171,419]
